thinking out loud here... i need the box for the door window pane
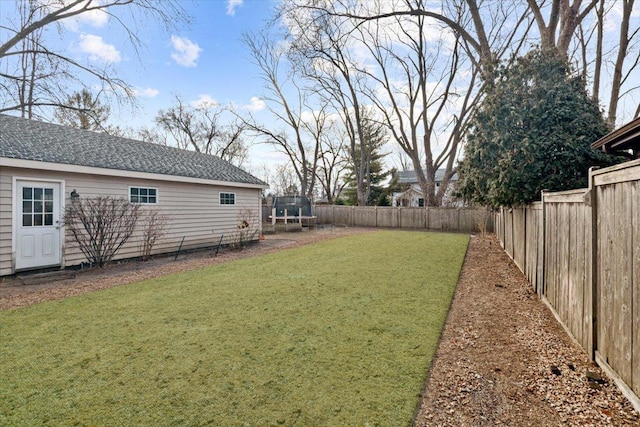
[22,186,56,227]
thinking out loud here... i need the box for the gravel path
[1,229,638,425]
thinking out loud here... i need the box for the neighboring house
[391,169,460,207]
[0,114,268,276]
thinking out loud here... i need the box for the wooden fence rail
[496,159,640,412]
[313,205,493,233]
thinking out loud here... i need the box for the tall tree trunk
[607,0,634,127]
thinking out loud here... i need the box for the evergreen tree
[340,116,390,205]
[457,48,618,208]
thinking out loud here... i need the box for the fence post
[587,167,598,361]
[540,192,546,297]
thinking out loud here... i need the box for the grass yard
[0,230,469,426]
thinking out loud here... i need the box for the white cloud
[170,36,202,67]
[191,94,218,108]
[227,0,243,16]
[78,34,121,63]
[134,87,160,98]
[244,97,265,112]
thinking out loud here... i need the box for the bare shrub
[231,208,260,250]
[139,210,170,261]
[474,208,492,237]
[63,196,141,267]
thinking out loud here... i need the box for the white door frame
[12,177,66,272]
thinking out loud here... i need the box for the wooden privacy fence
[313,205,493,233]
[496,159,640,412]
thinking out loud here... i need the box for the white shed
[0,114,268,276]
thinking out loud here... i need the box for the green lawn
[0,230,469,426]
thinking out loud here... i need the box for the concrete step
[18,270,76,286]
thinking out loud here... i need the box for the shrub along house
[0,114,268,276]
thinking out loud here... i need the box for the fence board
[354,207,377,227]
[633,181,640,397]
[513,207,526,272]
[400,208,426,228]
[524,204,542,292]
[375,207,397,228]
[504,210,514,259]
[495,160,640,408]
[311,206,493,233]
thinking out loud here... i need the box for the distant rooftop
[396,169,458,184]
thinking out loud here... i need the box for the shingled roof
[0,114,267,187]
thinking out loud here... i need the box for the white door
[15,180,62,271]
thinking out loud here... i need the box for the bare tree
[280,0,534,205]
[272,164,300,195]
[283,3,374,205]
[605,0,637,125]
[0,0,187,118]
[53,88,111,131]
[155,95,249,167]
[573,0,639,125]
[526,0,599,56]
[316,127,349,204]
[242,28,323,198]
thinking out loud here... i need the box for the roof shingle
[0,114,266,186]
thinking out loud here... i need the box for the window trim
[219,191,236,205]
[129,186,158,204]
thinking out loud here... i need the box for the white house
[0,114,268,276]
[391,169,460,207]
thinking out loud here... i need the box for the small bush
[63,196,141,267]
[231,208,259,250]
[139,210,170,261]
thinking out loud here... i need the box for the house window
[418,198,425,207]
[22,187,54,226]
[220,192,236,205]
[130,187,157,204]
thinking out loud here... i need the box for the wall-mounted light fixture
[70,189,80,202]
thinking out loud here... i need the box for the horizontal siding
[1,167,262,275]
[0,171,14,276]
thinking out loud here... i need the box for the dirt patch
[1,229,638,425]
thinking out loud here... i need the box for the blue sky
[112,0,277,126]
[0,0,285,171]
[2,0,639,178]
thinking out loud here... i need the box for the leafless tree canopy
[155,95,250,167]
[0,0,188,120]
